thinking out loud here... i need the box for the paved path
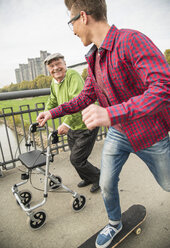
[0,140,170,248]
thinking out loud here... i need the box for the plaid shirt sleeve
[106,32,170,125]
[49,73,97,119]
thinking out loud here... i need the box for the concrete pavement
[0,139,170,248]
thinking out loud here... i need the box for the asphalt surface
[0,139,170,248]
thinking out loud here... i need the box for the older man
[44,53,100,193]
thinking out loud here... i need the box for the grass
[0,96,61,128]
[1,95,48,112]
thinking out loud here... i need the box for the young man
[37,1,170,247]
[44,53,100,193]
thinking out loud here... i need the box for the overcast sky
[0,0,170,88]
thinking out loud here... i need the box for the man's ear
[80,11,88,24]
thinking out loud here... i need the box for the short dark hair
[64,0,107,21]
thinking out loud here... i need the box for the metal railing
[0,89,107,175]
[0,88,50,100]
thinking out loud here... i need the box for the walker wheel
[49,175,62,189]
[72,195,86,212]
[17,190,32,206]
[135,227,142,235]
[28,209,47,230]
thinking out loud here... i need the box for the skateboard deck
[78,204,146,248]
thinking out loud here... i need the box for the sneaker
[95,222,122,248]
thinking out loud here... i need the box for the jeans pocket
[151,135,169,149]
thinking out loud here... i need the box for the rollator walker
[12,123,86,230]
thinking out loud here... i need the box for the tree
[35,75,52,89]
[0,75,53,92]
[81,68,88,81]
[164,49,170,65]
[0,85,8,92]
[8,82,18,91]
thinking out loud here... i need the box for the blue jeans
[100,127,170,222]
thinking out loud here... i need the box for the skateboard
[78,204,146,248]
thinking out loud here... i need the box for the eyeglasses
[67,11,92,31]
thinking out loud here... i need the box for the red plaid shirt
[50,25,170,151]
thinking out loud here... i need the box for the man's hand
[36,111,52,126]
[82,104,111,130]
[58,124,70,135]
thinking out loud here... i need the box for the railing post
[0,167,3,177]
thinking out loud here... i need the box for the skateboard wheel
[135,227,142,235]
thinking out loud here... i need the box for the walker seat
[18,150,46,169]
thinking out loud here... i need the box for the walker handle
[30,122,46,133]
[51,130,59,144]
[30,123,39,133]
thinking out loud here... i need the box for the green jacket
[45,69,87,130]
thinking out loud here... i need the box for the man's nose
[53,65,58,69]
